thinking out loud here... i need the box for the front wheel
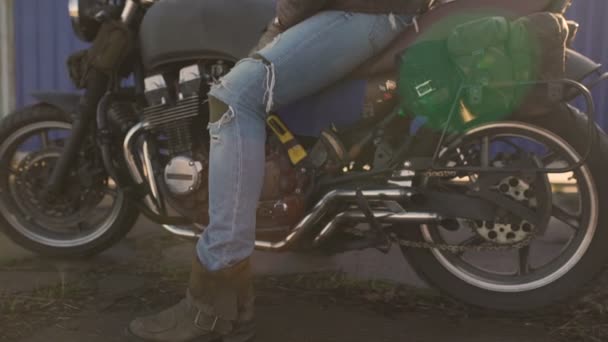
[0,105,139,258]
[401,105,608,311]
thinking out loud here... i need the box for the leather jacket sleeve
[276,0,329,29]
[250,0,327,55]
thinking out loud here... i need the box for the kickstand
[355,188,392,254]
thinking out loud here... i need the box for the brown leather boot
[129,254,255,342]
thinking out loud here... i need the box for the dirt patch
[258,271,608,342]
[0,261,606,342]
[0,231,606,342]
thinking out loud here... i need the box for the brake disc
[12,148,106,225]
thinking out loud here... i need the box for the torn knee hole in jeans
[247,56,277,114]
[208,107,236,143]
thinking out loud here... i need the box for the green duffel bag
[397,13,569,131]
[397,36,512,132]
[510,12,569,116]
[447,16,517,124]
[397,40,463,131]
[447,16,509,58]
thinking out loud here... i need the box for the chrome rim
[0,121,124,248]
[422,122,598,293]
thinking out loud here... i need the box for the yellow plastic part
[266,115,308,165]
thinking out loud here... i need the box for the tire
[0,104,139,258]
[401,104,608,311]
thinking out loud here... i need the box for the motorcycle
[1,0,607,311]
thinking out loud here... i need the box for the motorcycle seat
[353,0,568,78]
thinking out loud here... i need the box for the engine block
[143,65,203,155]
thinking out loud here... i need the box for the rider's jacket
[276,0,433,28]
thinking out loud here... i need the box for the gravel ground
[0,229,606,342]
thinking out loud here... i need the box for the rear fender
[564,50,608,101]
[565,49,601,82]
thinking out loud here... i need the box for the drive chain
[389,232,535,253]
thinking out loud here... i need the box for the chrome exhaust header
[124,122,162,215]
[131,186,439,250]
[254,188,409,251]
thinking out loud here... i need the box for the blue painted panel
[279,80,367,136]
[14,0,86,108]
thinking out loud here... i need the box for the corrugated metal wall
[10,0,608,127]
[0,0,15,115]
[567,0,608,128]
[13,0,86,108]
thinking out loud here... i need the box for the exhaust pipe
[123,122,162,215]
[314,210,441,246]
[159,188,440,250]
[160,188,415,244]
[254,188,409,251]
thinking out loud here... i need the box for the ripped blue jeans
[198,11,411,271]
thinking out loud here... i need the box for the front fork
[45,70,109,195]
[46,1,138,195]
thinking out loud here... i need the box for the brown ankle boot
[129,255,255,342]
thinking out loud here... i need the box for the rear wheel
[401,105,608,311]
[0,105,139,258]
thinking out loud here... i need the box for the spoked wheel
[0,105,138,257]
[401,110,608,311]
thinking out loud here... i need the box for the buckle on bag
[412,16,420,33]
[415,80,435,97]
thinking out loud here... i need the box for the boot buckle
[194,310,220,331]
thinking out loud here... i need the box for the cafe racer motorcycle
[1,0,608,311]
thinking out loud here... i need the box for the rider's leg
[202,10,411,272]
[129,11,410,342]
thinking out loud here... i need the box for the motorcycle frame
[42,0,607,251]
[427,78,597,174]
[113,77,600,247]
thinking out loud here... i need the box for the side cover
[140,0,276,71]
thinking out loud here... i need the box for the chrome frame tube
[68,0,79,26]
[314,211,441,246]
[142,140,161,209]
[123,122,160,214]
[121,0,137,23]
[162,224,199,239]
[123,123,146,184]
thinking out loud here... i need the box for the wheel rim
[421,122,598,293]
[0,121,125,248]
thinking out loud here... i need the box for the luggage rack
[427,77,603,174]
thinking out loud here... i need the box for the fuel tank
[140,0,276,71]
